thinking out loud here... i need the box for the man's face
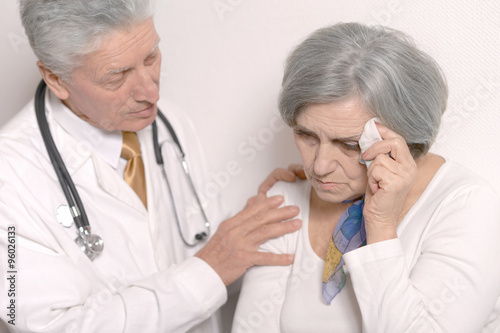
[61,18,161,132]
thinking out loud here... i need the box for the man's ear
[37,61,70,100]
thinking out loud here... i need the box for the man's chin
[122,106,158,132]
[123,117,157,132]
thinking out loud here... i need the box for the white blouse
[233,162,500,333]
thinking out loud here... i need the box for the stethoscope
[34,80,210,261]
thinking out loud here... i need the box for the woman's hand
[361,123,417,244]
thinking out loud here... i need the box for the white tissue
[359,117,382,168]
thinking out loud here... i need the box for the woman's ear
[37,61,70,100]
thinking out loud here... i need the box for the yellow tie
[121,131,147,208]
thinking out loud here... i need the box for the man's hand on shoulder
[257,164,306,195]
[195,195,301,286]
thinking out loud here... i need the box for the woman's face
[293,98,372,203]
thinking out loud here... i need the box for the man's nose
[131,66,159,103]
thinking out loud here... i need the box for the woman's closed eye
[341,141,360,151]
[294,129,319,145]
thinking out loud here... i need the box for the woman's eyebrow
[294,125,316,135]
[337,135,361,141]
[294,125,361,141]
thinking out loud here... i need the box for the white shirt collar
[49,90,122,169]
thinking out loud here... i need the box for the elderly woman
[232,23,500,332]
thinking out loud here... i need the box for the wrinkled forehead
[78,19,160,76]
[296,99,372,136]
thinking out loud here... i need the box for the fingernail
[271,195,284,204]
[292,219,302,227]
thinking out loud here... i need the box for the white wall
[1,1,499,331]
[154,0,500,211]
[2,0,499,212]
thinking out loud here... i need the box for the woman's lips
[315,178,342,190]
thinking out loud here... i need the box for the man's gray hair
[19,0,156,80]
[279,22,448,158]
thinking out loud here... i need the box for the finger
[367,162,404,193]
[245,193,266,208]
[362,136,412,163]
[367,171,380,194]
[375,123,401,140]
[244,205,300,233]
[370,153,400,175]
[235,195,285,223]
[258,168,297,194]
[287,164,306,179]
[252,252,295,267]
[249,218,302,244]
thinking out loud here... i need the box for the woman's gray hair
[279,22,448,158]
[19,0,156,80]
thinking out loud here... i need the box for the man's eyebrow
[147,37,161,57]
[294,124,361,141]
[106,66,132,75]
[105,37,161,76]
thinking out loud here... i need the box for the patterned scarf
[322,198,366,304]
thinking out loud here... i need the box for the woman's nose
[313,144,339,177]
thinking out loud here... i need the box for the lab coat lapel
[39,93,147,214]
[29,110,91,181]
[92,155,148,214]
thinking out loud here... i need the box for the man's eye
[145,52,159,65]
[105,74,126,88]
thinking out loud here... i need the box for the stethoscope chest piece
[57,204,103,260]
[75,226,104,261]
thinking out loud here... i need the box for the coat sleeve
[0,179,227,333]
[343,184,500,333]
[0,98,229,332]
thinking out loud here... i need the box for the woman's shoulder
[429,161,498,200]
[259,179,311,254]
[267,178,311,208]
[416,161,500,228]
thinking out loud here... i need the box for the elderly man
[0,1,302,332]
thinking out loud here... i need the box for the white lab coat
[0,90,229,332]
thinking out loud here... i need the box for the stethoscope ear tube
[152,109,184,162]
[35,79,208,256]
[153,111,210,246]
[35,80,90,230]
[157,110,185,158]
[35,80,102,260]
[152,119,163,165]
